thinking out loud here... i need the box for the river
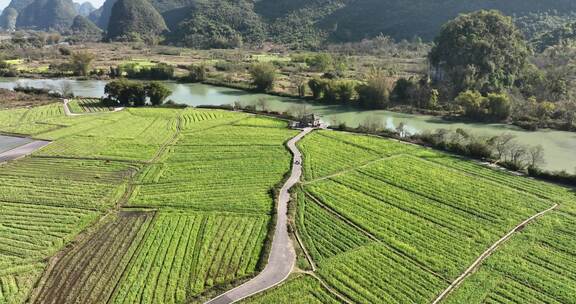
[1,78,574,172]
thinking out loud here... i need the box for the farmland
[0,102,297,303]
[1,99,575,304]
[67,98,112,114]
[244,130,575,303]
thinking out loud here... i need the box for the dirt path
[432,203,559,304]
[0,140,50,163]
[205,128,313,304]
[63,99,124,117]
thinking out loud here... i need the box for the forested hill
[257,0,576,41]
[3,0,576,46]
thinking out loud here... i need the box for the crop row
[0,104,67,136]
[317,243,448,304]
[297,130,427,181]
[359,156,550,224]
[243,275,340,304]
[69,98,110,113]
[0,201,98,266]
[130,124,295,213]
[0,263,44,304]
[177,125,297,146]
[34,211,154,304]
[425,155,575,203]
[445,210,576,304]
[305,157,553,279]
[296,190,371,262]
[0,174,126,210]
[232,117,288,128]
[111,212,269,304]
[0,157,139,183]
[0,200,98,303]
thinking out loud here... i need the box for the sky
[0,0,105,10]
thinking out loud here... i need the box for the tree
[455,90,486,118]
[70,51,95,76]
[357,68,394,109]
[489,133,516,160]
[146,82,171,106]
[249,63,276,92]
[187,64,207,83]
[306,53,334,72]
[429,10,530,94]
[486,93,511,120]
[308,78,325,99]
[528,145,545,169]
[104,79,146,106]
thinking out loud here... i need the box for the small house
[291,114,322,128]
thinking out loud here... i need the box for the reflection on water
[0,77,574,172]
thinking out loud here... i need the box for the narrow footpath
[205,128,313,304]
[432,203,559,304]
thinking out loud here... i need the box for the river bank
[0,77,575,172]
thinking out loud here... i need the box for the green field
[0,103,296,303]
[1,102,575,303]
[67,98,112,114]
[244,130,576,303]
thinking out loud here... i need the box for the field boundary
[63,99,124,116]
[204,128,312,304]
[432,203,559,304]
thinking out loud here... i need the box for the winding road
[205,128,313,304]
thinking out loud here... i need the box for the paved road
[205,128,313,304]
[0,140,51,163]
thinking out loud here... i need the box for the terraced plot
[444,203,576,304]
[130,124,297,213]
[0,202,99,303]
[110,212,269,304]
[284,130,575,304]
[244,275,340,304]
[33,212,154,304]
[67,98,111,113]
[2,111,296,304]
[297,130,422,181]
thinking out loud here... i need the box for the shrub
[357,69,394,109]
[249,63,276,92]
[146,82,172,106]
[70,51,95,77]
[186,64,207,83]
[486,93,511,120]
[306,53,334,72]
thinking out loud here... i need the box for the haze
[0,0,103,10]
